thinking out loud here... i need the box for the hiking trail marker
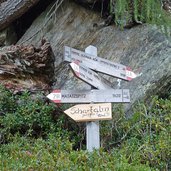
[47,45,135,152]
[70,62,112,89]
[47,89,130,103]
[64,46,137,81]
[64,103,112,122]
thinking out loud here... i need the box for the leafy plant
[0,86,79,144]
[110,0,171,33]
[0,85,171,170]
[101,97,171,170]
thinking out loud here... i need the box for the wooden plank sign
[70,62,112,89]
[64,46,137,81]
[64,103,112,122]
[47,89,130,103]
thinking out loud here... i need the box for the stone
[0,25,17,46]
[17,1,171,112]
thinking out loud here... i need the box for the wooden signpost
[84,45,99,152]
[47,89,130,103]
[64,46,137,81]
[47,45,136,152]
[64,103,112,122]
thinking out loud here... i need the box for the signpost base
[86,121,100,152]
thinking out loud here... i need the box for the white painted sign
[70,62,112,89]
[47,89,130,103]
[64,46,137,81]
[64,103,112,122]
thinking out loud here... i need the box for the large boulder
[18,1,171,112]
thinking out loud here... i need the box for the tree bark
[0,39,55,92]
[0,0,40,31]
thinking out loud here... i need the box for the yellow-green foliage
[0,85,170,170]
[0,135,152,171]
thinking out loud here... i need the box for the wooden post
[85,45,100,152]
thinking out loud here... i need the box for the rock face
[0,26,17,46]
[18,1,171,112]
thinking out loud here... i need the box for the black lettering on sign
[113,94,121,98]
[62,94,86,98]
[65,50,70,58]
[100,60,109,66]
[94,74,100,80]
[98,114,106,117]
[88,71,92,75]
[123,92,129,99]
[71,50,80,56]
[80,73,85,78]
[109,63,119,69]
[70,106,110,118]
[81,54,92,60]
[80,66,87,72]
[93,57,98,61]
[120,73,126,77]
[86,77,93,82]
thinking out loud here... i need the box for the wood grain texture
[0,0,40,31]
[64,103,112,122]
[0,39,55,92]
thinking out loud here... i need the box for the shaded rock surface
[18,1,171,112]
[0,26,17,46]
[0,40,54,92]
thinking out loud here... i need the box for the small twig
[109,120,142,146]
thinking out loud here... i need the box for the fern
[110,0,171,33]
[114,0,130,27]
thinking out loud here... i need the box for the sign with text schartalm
[64,103,112,122]
[64,46,137,81]
[47,89,130,103]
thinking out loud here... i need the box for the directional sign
[64,103,112,122]
[64,46,137,81]
[47,89,130,103]
[70,62,112,89]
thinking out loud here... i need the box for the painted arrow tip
[70,62,80,76]
[47,93,53,100]
[46,91,62,103]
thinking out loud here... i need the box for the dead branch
[0,39,55,92]
[0,0,40,31]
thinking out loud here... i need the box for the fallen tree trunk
[0,0,40,31]
[0,39,55,92]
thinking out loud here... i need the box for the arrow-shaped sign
[47,89,130,103]
[64,103,112,122]
[70,62,112,89]
[64,46,136,81]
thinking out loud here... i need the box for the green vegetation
[0,85,170,170]
[111,0,171,32]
